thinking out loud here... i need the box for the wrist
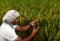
[31,32,35,37]
[30,23,33,27]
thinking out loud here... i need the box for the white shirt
[0,22,18,41]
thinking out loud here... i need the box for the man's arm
[16,33,34,41]
[15,24,31,32]
[15,19,38,32]
[15,27,39,41]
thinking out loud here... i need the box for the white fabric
[3,10,19,22]
[13,25,18,30]
[0,23,18,41]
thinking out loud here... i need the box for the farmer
[0,10,39,41]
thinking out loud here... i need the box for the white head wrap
[3,10,20,22]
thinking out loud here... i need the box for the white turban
[3,10,20,22]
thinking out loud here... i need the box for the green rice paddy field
[0,0,60,41]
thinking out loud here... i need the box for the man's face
[12,17,19,25]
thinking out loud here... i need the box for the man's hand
[30,19,38,27]
[15,26,39,41]
[32,26,39,36]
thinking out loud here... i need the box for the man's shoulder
[0,23,14,32]
[0,23,16,36]
[1,23,11,28]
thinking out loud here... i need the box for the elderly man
[0,10,39,41]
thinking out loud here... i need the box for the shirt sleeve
[0,25,18,41]
[13,25,18,30]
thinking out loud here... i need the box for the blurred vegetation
[0,0,60,41]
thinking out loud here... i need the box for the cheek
[16,19,19,22]
[14,20,18,24]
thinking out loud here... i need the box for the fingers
[33,26,39,31]
[31,19,38,26]
[32,19,38,23]
[36,26,39,31]
[37,26,39,29]
[32,26,39,35]
[33,19,38,23]
[34,19,39,22]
